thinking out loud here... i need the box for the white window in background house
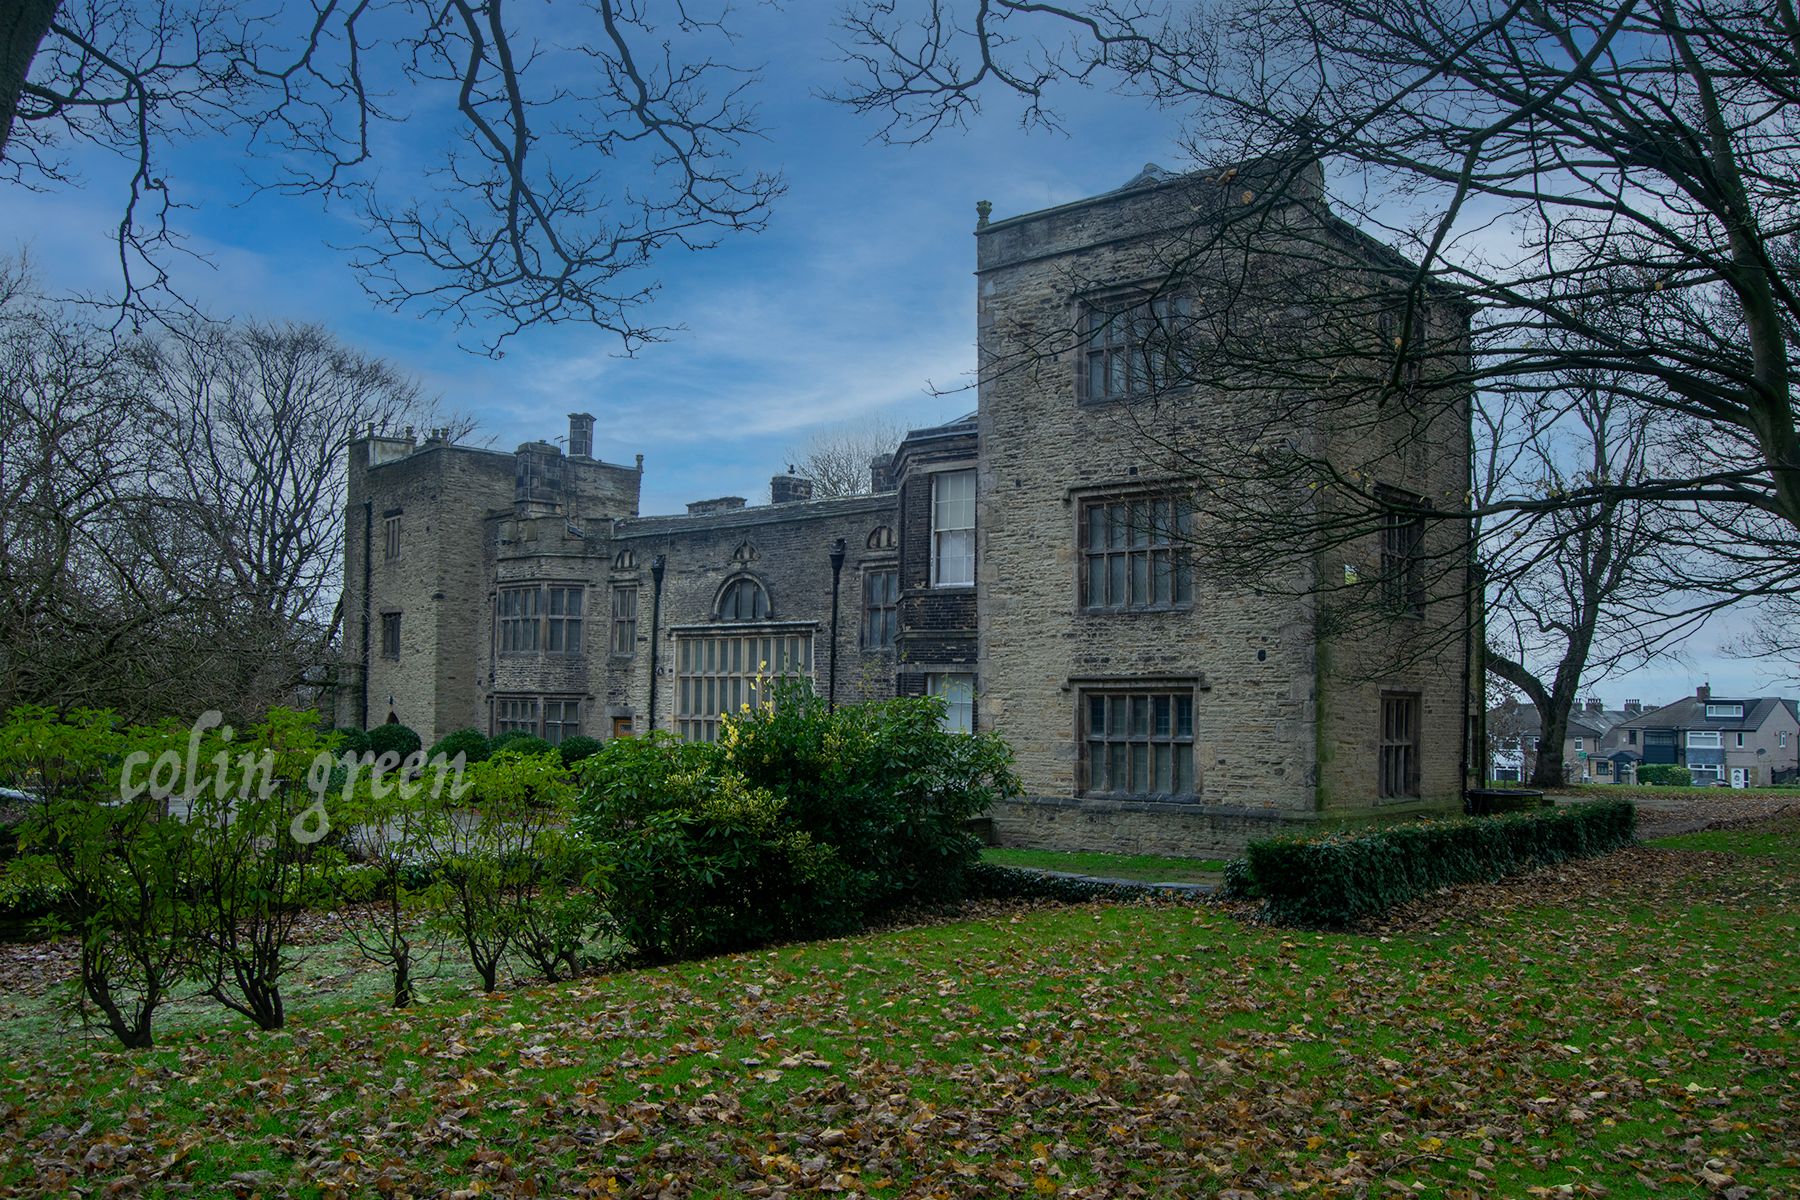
[929,673,975,735]
[1706,702,1744,718]
[931,471,976,587]
[1688,730,1722,749]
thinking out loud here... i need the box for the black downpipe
[358,499,372,729]
[647,555,666,732]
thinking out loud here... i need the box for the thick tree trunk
[0,0,59,163]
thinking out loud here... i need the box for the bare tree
[0,273,460,720]
[833,0,1800,592]
[1479,382,1685,787]
[786,416,905,498]
[4,1,782,351]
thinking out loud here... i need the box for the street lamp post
[828,538,846,710]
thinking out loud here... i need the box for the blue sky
[1,1,1786,705]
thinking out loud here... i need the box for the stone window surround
[491,693,585,744]
[1379,690,1422,800]
[1070,280,1195,407]
[1065,673,1208,803]
[1073,488,1195,614]
[862,565,899,650]
[714,573,773,622]
[495,580,587,657]
[378,609,401,660]
[1376,483,1428,618]
[610,584,639,658]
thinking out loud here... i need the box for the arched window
[716,577,771,621]
[613,548,637,570]
[866,525,896,551]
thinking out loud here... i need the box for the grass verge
[1,823,1796,1197]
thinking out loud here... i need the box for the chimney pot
[1697,683,1711,701]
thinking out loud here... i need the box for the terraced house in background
[336,164,1475,854]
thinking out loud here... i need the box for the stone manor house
[336,164,1473,854]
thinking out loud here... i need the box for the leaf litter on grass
[0,823,1796,1198]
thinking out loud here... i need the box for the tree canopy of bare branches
[785,416,905,498]
[834,0,1800,591]
[3,0,782,352]
[0,269,458,720]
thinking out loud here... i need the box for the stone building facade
[337,163,1474,854]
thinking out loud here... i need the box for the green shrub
[333,727,372,755]
[557,735,603,766]
[489,731,553,758]
[1219,857,1257,899]
[1245,801,1636,929]
[574,683,1021,960]
[574,734,860,960]
[366,723,423,760]
[1636,764,1693,787]
[427,728,491,764]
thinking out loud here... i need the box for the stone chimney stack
[1697,683,1711,702]
[515,441,565,514]
[686,496,747,515]
[1624,699,1642,716]
[869,453,897,493]
[1585,698,1604,714]
[568,412,595,459]
[770,468,814,505]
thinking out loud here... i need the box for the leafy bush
[557,735,603,766]
[367,723,423,761]
[427,728,491,765]
[489,731,553,758]
[1219,857,1256,899]
[574,734,858,960]
[1636,764,1693,787]
[333,727,372,756]
[1244,801,1636,929]
[575,683,1020,961]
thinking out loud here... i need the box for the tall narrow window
[929,673,975,735]
[1379,488,1426,614]
[864,569,898,648]
[1081,690,1195,797]
[497,587,541,654]
[611,586,638,656]
[931,470,976,587]
[383,514,402,561]
[543,699,582,746]
[1081,495,1192,610]
[1379,692,1421,799]
[380,611,401,659]
[545,586,584,655]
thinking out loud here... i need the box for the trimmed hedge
[964,861,1179,905]
[366,723,423,760]
[1636,764,1693,787]
[427,728,492,764]
[1244,801,1636,928]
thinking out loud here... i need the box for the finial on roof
[976,199,992,228]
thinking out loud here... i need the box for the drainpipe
[358,500,372,729]
[647,555,666,732]
[828,538,846,711]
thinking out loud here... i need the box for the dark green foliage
[557,735,603,766]
[1245,801,1637,929]
[1466,788,1549,815]
[964,862,1175,904]
[574,734,860,960]
[1219,857,1257,899]
[333,727,372,755]
[575,683,1021,960]
[427,729,491,764]
[366,723,422,760]
[1637,764,1694,786]
[489,731,553,758]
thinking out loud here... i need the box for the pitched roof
[1619,695,1794,731]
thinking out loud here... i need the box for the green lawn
[1,823,1796,1197]
[981,846,1225,882]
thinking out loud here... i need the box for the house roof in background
[1619,695,1795,731]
